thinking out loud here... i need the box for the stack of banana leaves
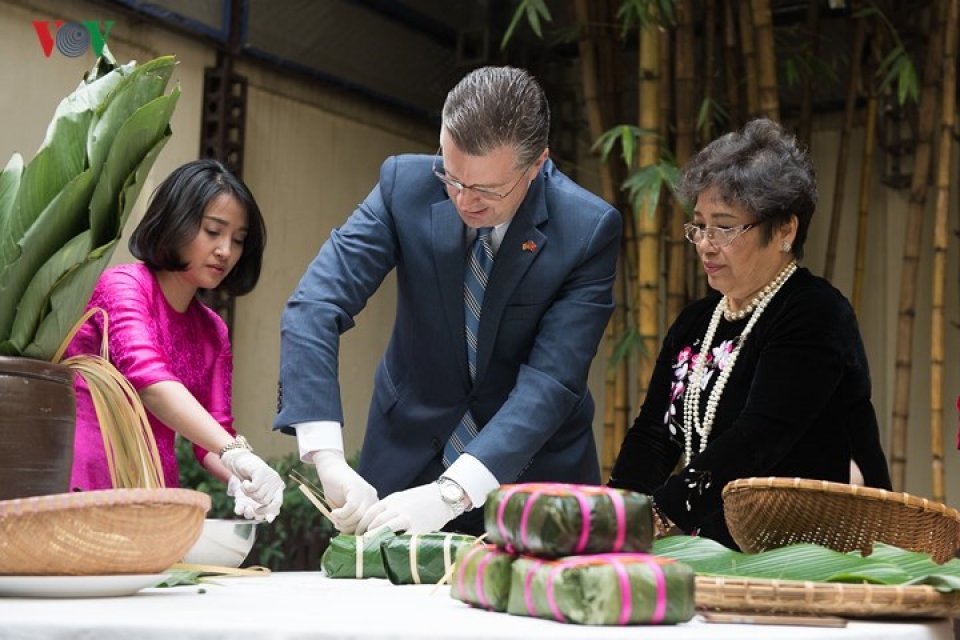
[652,536,960,590]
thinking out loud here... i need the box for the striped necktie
[443,227,494,467]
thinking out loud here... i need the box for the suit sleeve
[466,205,621,482]
[274,157,400,432]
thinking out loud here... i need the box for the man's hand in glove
[311,449,378,534]
[356,483,455,535]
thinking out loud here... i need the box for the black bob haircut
[128,159,266,296]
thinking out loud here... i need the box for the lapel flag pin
[522,240,537,253]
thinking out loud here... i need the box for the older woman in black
[608,118,892,549]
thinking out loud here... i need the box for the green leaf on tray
[652,536,960,590]
[156,569,205,588]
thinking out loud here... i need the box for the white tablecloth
[0,572,952,640]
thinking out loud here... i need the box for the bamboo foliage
[890,0,946,491]
[929,0,958,503]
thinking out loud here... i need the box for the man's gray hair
[441,66,550,170]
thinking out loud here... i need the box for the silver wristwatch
[437,476,468,518]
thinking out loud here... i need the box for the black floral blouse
[608,267,892,550]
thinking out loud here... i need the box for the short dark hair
[129,159,266,296]
[677,118,817,259]
[441,66,550,170]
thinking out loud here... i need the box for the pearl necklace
[682,260,797,464]
[723,262,797,321]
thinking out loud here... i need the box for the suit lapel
[432,199,470,388]
[475,180,548,384]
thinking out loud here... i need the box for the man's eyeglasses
[683,222,757,248]
[432,148,530,201]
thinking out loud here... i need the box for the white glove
[311,450,378,534]
[219,448,284,518]
[227,475,280,523]
[356,483,455,536]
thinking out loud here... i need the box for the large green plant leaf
[0,169,98,340]
[0,57,131,270]
[0,49,179,356]
[0,56,136,341]
[20,131,171,360]
[8,231,93,354]
[90,87,180,247]
[0,154,24,230]
[87,56,175,172]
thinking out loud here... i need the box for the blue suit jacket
[275,154,621,496]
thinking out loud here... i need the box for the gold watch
[218,435,253,457]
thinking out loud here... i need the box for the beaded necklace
[682,260,798,464]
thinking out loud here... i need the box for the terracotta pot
[0,356,76,500]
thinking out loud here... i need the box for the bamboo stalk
[889,0,946,490]
[667,0,696,324]
[635,9,663,416]
[797,0,822,149]
[929,0,957,503]
[824,13,867,282]
[739,0,760,118]
[723,0,743,126]
[852,30,882,314]
[751,0,780,121]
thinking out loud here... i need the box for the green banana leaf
[89,88,180,247]
[0,53,135,341]
[7,223,93,355]
[20,130,172,360]
[652,536,960,590]
[0,155,23,228]
[0,48,179,359]
[86,56,174,172]
[0,55,131,268]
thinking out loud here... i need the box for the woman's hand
[219,448,284,519]
[227,475,280,522]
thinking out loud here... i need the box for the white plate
[0,574,169,598]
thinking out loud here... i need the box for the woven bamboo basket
[723,477,960,564]
[696,576,960,618]
[0,488,209,575]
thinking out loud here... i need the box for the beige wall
[3,0,960,504]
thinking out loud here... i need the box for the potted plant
[0,48,180,500]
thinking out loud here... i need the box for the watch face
[440,481,464,503]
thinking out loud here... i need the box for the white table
[0,572,952,640]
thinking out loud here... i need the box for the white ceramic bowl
[181,519,259,568]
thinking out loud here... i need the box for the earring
[781,240,792,253]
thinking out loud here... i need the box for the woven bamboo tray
[0,488,210,575]
[723,477,960,564]
[696,576,960,618]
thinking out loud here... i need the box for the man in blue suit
[275,66,621,536]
